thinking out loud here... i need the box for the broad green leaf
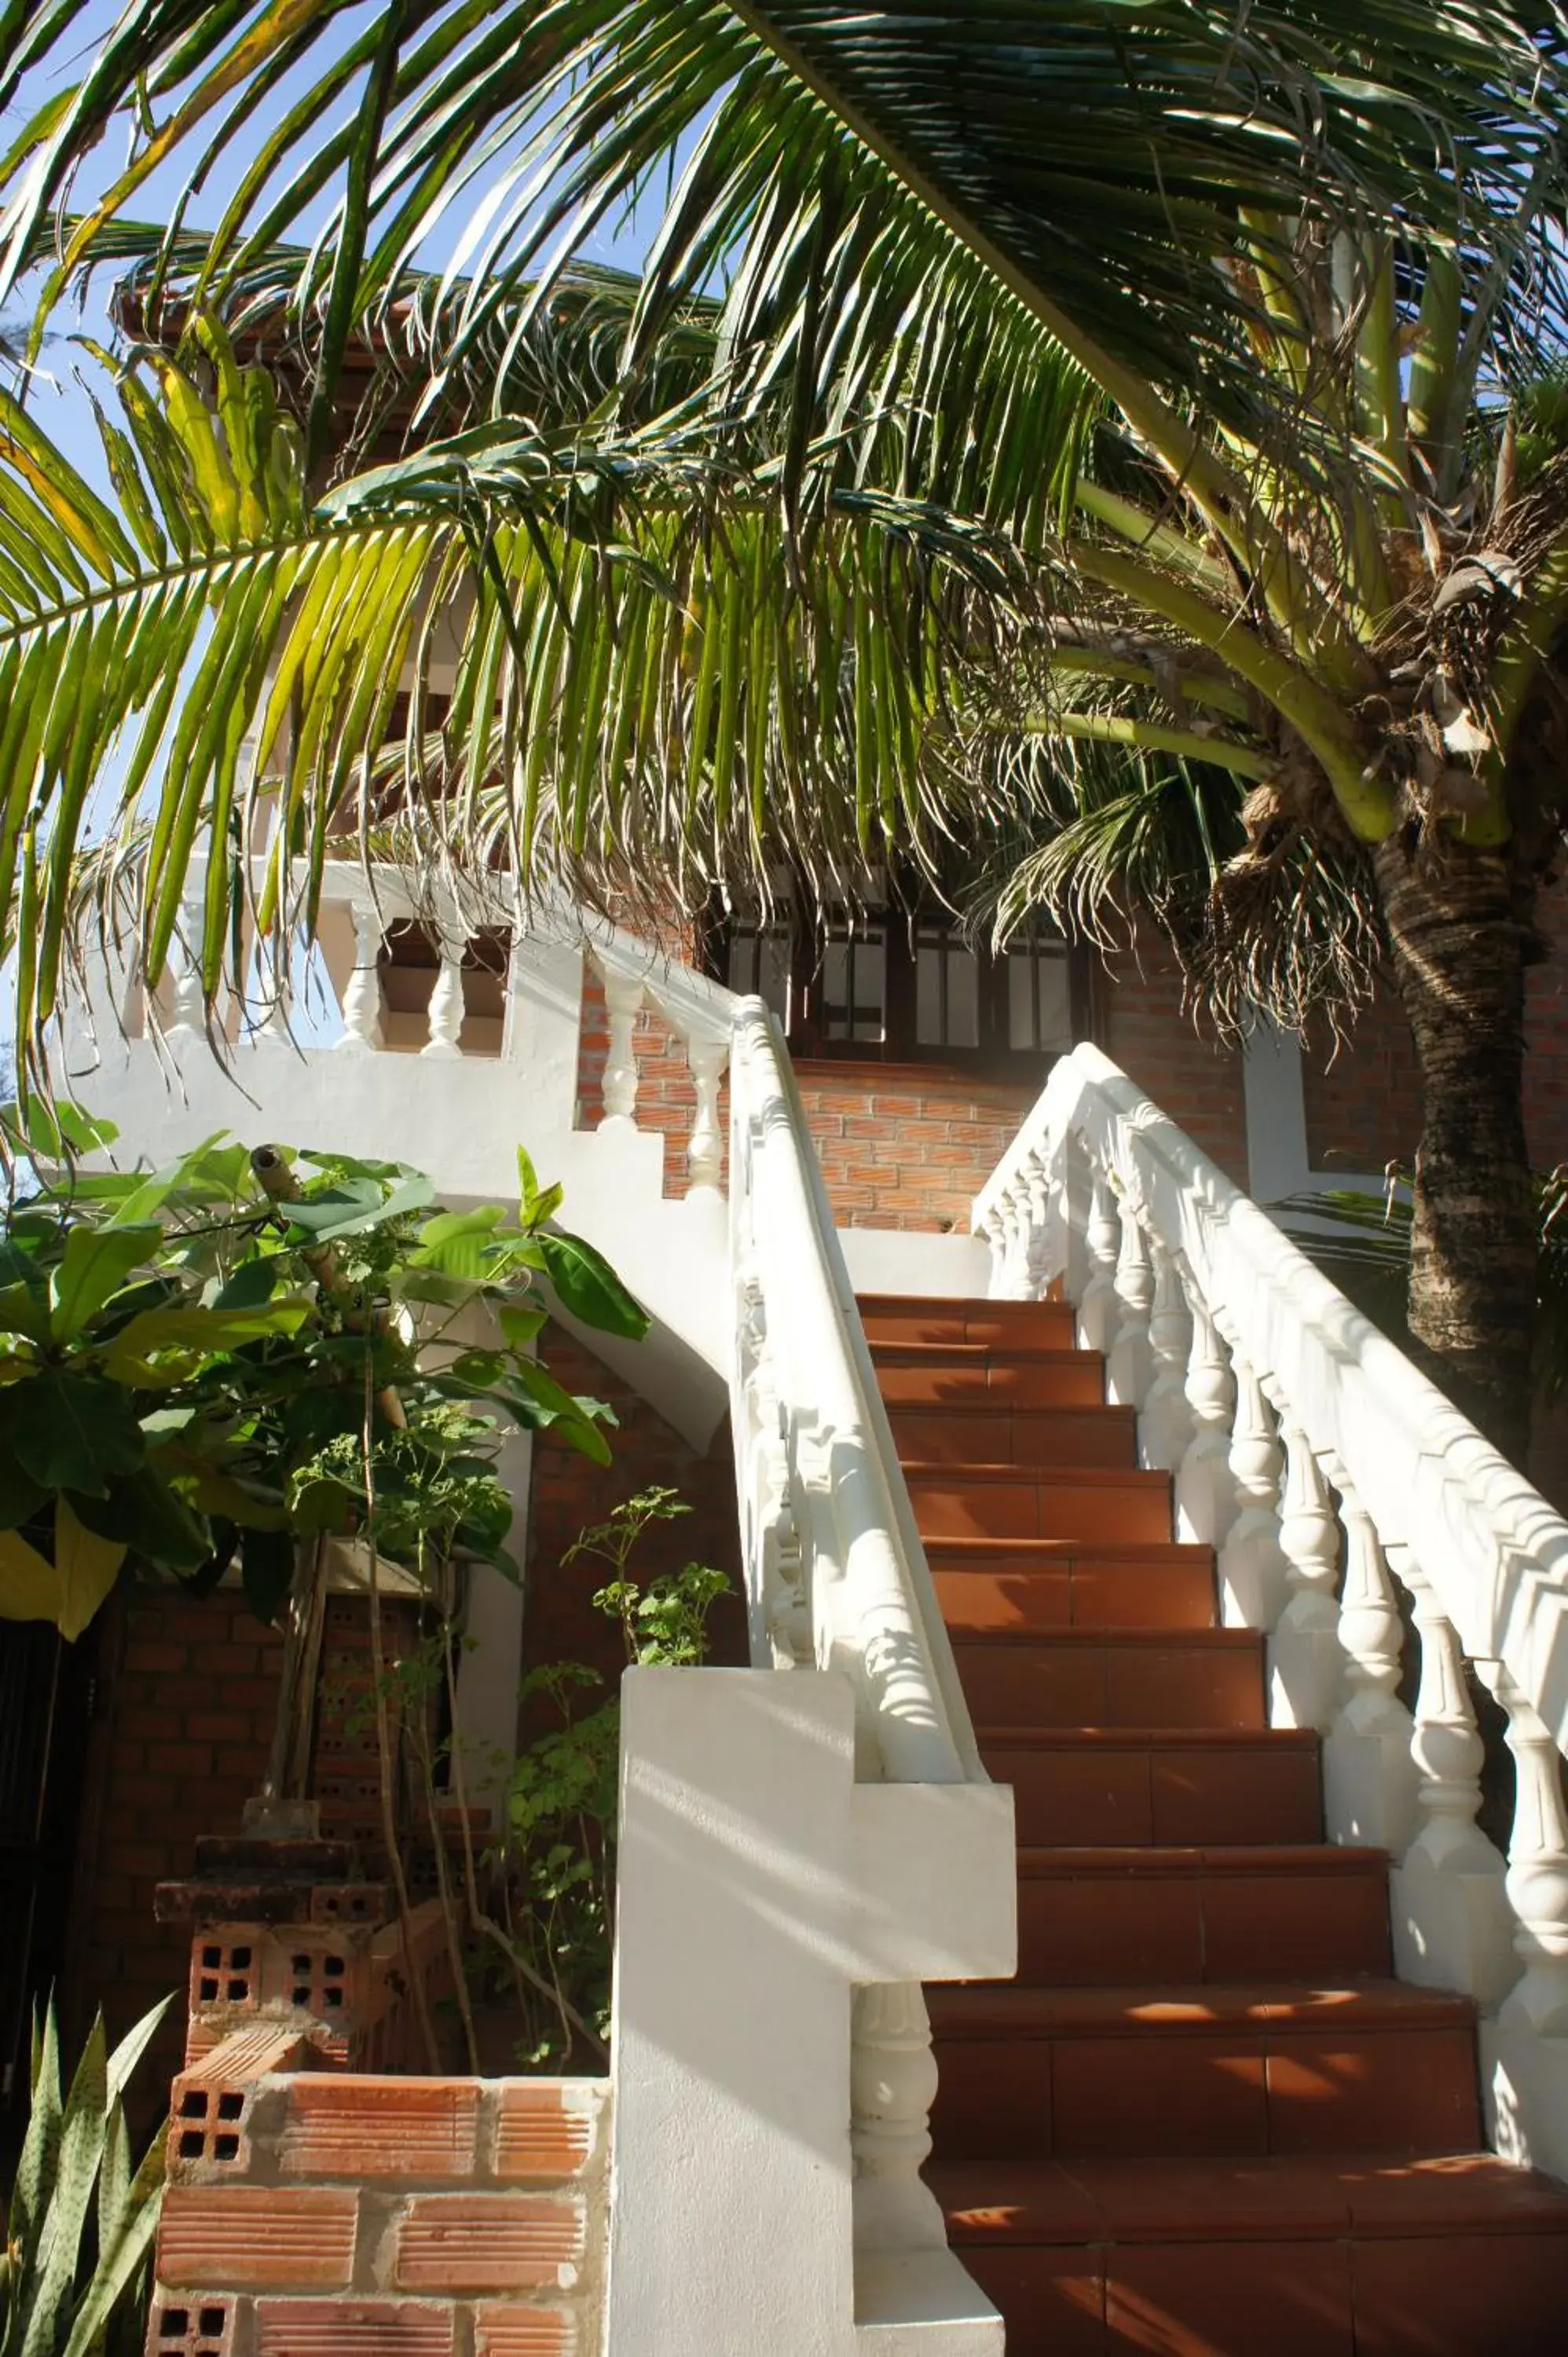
[52,1499,126,1640]
[0,1524,63,1626]
[0,1441,48,1530]
[497,1302,547,1352]
[6,1371,145,1496]
[46,1222,163,1342]
[537,1229,650,1339]
[97,1294,312,1384]
[70,1466,211,1572]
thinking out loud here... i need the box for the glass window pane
[916,940,943,1044]
[1007,950,1035,1050]
[757,929,792,1024]
[1035,951,1072,1050]
[945,945,980,1048]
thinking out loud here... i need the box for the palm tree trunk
[1372,833,1536,1462]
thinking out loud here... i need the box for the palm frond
[1,326,1068,1083]
[7,5,1567,504]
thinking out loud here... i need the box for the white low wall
[606,1668,1014,2357]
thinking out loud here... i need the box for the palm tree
[1,5,1566,1453]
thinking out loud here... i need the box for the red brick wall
[1301,999,1421,1176]
[576,967,705,1195]
[1098,937,1250,1184]
[794,1065,1035,1231]
[64,1592,284,2113]
[1299,882,1568,1178]
[523,1325,747,1710]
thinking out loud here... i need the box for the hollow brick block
[394,2194,584,2293]
[473,2306,575,2357]
[252,2300,454,2355]
[169,2025,313,2176]
[156,2186,358,2292]
[492,2083,601,2183]
[279,2075,479,2179]
[144,2292,238,2357]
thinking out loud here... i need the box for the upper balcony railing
[974,1040,1568,2182]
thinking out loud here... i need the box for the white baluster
[1106,1197,1154,1409]
[683,1032,729,1194]
[1267,1414,1345,1729]
[1021,1150,1056,1299]
[1214,1347,1287,1629]
[598,966,645,1130]
[1487,1666,1568,2036]
[336,900,386,1051]
[166,900,205,1036]
[982,1207,1009,1299]
[1322,1472,1416,1848]
[1001,1184,1036,1299]
[851,1982,946,2252]
[1471,1662,1568,2175]
[1077,1171,1121,1355]
[1174,1277,1237,1548]
[421,924,467,1059]
[1139,1241,1193,1471]
[1389,1560,1513,2002]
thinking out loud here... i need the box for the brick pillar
[146,2074,610,2357]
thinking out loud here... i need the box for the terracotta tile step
[904,1464,1174,1545]
[1014,1844,1392,1985]
[980,1727,1322,1847]
[931,2155,1568,2357]
[858,1295,1077,1351]
[927,1540,1217,1634]
[928,1981,1480,2162]
[952,1629,1263,1730]
[872,1347,1106,1408]
[888,1403,1137,1469]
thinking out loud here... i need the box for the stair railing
[604,995,1014,2355]
[974,1040,1568,2183]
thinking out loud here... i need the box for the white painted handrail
[730,997,985,1785]
[976,1040,1568,2179]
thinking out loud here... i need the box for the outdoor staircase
[861,1290,1568,2357]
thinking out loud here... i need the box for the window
[710,888,1080,1073]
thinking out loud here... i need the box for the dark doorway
[0,1619,94,2137]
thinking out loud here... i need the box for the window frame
[703,889,1090,1078]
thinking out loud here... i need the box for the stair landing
[859,1292,1568,2357]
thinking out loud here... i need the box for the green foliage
[0,1998,169,2357]
[494,1491,731,2069]
[1283,1171,1568,1406]
[564,1486,730,1664]
[0,1116,648,1637]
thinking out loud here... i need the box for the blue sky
[10,0,656,492]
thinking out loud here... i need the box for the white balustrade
[850,1982,946,2253]
[1323,1472,1416,1850]
[1174,1276,1236,1546]
[1390,1557,1514,2003]
[973,1037,1568,2186]
[1267,1414,1345,1732]
[336,900,387,1050]
[421,916,468,1058]
[1214,1345,1287,1631]
[1076,1173,1121,1354]
[1138,1239,1192,1470]
[1106,1193,1154,1409]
